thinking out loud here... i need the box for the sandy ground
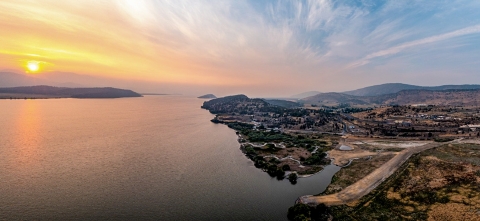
[456,139,480,144]
[298,141,451,206]
[328,149,395,166]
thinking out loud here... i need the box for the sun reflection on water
[13,100,43,168]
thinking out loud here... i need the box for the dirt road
[297,141,451,206]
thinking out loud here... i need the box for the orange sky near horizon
[0,0,256,88]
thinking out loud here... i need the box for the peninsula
[201,94,340,182]
[0,85,142,99]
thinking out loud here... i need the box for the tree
[293,214,309,221]
[276,168,285,179]
[287,204,310,220]
[288,173,298,184]
[267,164,278,176]
[311,204,329,221]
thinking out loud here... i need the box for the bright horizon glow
[1,1,480,97]
[26,61,40,72]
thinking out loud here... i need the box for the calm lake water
[0,96,339,220]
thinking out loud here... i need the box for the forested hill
[201,94,281,114]
[0,85,142,98]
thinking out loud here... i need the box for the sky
[1,0,480,97]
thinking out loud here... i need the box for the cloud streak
[349,24,480,68]
[1,0,480,96]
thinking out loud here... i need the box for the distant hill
[0,72,53,87]
[290,91,321,99]
[303,89,480,106]
[0,85,142,99]
[343,83,480,96]
[377,89,480,106]
[302,92,370,106]
[0,71,167,94]
[198,94,217,99]
[264,99,301,108]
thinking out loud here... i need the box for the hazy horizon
[1,1,480,97]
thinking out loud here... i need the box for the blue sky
[222,0,480,94]
[1,0,480,96]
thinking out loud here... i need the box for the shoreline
[233,127,334,178]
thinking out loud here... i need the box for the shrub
[304,152,327,165]
[287,204,310,220]
[276,168,285,178]
[288,173,298,184]
[267,164,278,176]
[434,137,454,142]
[269,158,280,164]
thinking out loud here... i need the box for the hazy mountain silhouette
[302,88,480,106]
[0,85,142,98]
[0,71,165,94]
[290,91,321,99]
[342,83,480,96]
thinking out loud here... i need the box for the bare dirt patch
[428,203,480,221]
[322,142,480,220]
[324,154,396,195]
[271,147,312,161]
[328,147,393,166]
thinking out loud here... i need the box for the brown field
[322,142,480,220]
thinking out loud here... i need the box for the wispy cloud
[1,0,480,96]
[349,25,480,68]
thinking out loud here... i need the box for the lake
[0,96,339,220]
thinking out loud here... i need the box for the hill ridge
[303,88,480,106]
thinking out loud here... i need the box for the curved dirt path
[297,141,454,206]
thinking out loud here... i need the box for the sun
[27,61,40,72]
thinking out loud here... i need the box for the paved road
[297,141,452,206]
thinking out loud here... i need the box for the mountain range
[290,91,322,99]
[342,83,480,97]
[0,71,167,94]
[291,83,480,99]
[0,71,95,88]
[302,89,480,106]
[2,71,480,104]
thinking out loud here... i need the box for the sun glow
[27,61,39,72]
